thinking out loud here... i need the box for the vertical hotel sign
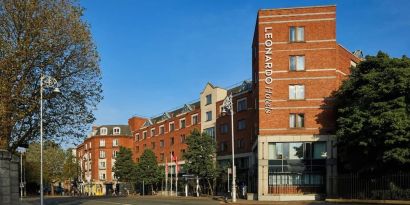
[264,27,273,114]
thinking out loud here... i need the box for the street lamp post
[222,93,236,202]
[40,74,60,205]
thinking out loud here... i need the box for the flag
[165,158,168,175]
[175,155,179,174]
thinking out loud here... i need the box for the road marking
[90,200,133,205]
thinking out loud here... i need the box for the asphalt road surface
[19,196,380,205]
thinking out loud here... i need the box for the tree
[63,148,79,182]
[183,129,218,195]
[113,147,137,183]
[335,51,410,174]
[25,142,69,195]
[0,0,102,151]
[137,149,162,194]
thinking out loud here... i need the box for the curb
[326,199,410,204]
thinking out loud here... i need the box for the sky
[79,0,410,127]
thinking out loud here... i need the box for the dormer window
[100,127,108,135]
[113,127,121,135]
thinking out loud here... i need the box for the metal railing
[329,173,410,200]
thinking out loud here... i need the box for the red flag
[165,158,168,175]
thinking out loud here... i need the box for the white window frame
[237,97,247,112]
[150,128,155,137]
[169,122,175,132]
[289,26,305,42]
[143,131,147,139]
[180,118,186,129]
[99,150,106,158]
[289,113,305,128]
[100,127,108,135]
[99,161,106,169]
[112,150,118,158]
[113,139,119,147]
[289,85,305,100]
[135,133,140,141]
[159,125,165,135]
[99,139,105,147]
[191,114,198,125]
[289,55,305,71]
[113,127,121,135]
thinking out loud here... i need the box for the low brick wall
[0,150,20,205]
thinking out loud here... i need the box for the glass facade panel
[313,142,327,159]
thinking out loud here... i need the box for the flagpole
[170,155,173,196]
[165,158,168,196]
[175,156,178,197]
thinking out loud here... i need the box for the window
[313,142,327,159]
[113,127,120,135]
[143,131,147,139]
[113,139,119,147]
[160,140,164,148]
[169,122,175,132]
[136,133,140,141]
[289,85,305,100]
[159,125,165,135]
[290,113,305,128]
[85,144,88,150]
[237,139,245,149]
[204,127,215,138]
[238,119,246,130]
[100,127,108,135]
[206,111,212,121]
[160,153,164,162]
[206,94,212,105]
[170,137,174,146]
[289,56,304,71]
[150,128,155,137]
[220,123,229,134]
[111,151,117,159]
[289,143,304,159]
[191,114,198,125]
[237,98,247,112]
[180,119,186,129]
[151,142,155,149]
[99,172,106,180]
[99,139,105,147]
[289,26,304,42]
[143,144,146,148]
[220,142,228,152]
[99,150,106,158]
[180,134,186,143]
[99,161,106,169]
[289,56,305,71]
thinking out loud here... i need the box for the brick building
[76,125,133,195]
[76,5,361,200]
[251,5,360,200]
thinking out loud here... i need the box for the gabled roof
[227,80,252,95]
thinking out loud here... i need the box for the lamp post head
[53,87,61,93]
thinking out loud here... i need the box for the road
[19,196,380,205]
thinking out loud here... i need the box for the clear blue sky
[80,0,410,126]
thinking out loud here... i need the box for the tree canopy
[183,129,218,195]
[113,147,137,183]
[25,142,78,194]
[335,51,410,173]
[137,149,162,186]
[0,0,102,151]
